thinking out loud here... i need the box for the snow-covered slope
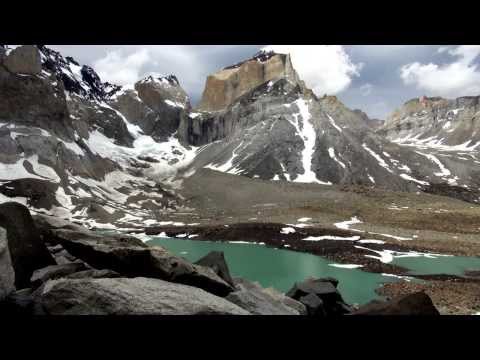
[0,45,198,229]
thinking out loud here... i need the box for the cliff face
[197,51,307,112]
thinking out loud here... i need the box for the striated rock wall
[197,51,305,112]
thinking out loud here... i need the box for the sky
[49,45,480,120]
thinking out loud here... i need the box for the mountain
[185,52,480,200]
[0,45,195,229]
[1,45,479,232]
[378,95,480,149]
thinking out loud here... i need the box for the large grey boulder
[0,202,56,289]
[352,292,440,315]
[0,227,15,301]
[226,277,306,315]
[48,229,234,297]
[3,45,42,75]
[33,277,250,315]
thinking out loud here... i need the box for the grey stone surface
[3,45,41,75]
[226,277,306,315]
[49,229,234,297]
[34,277,250,315]
[0,227,15,300]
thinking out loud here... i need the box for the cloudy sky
[49,45,480,119]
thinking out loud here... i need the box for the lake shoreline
[138,222,480,314]
[133,222,475,278]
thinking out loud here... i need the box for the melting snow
[354,245,452,264]
[328,148,346,169]
[329,264,364,269]
[362,143,393,173]
[287,99,331,185]
[303,235,361,241]
[280,227,296,234]
[415,151,451,177]
[334,217,363,231]
[327,114,342,133]
[399,173,430,186]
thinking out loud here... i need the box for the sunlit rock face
[197,51,310,112]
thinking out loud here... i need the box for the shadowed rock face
[197,51,306,112]
[0,227,15,300]
[0,202,56,289]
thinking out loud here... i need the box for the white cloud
[359,83,373,96]
[400,45,480,98]
[92,46,207,95]
[94,49,151,85]
[263,45,361,96]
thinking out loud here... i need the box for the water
[146,237,480,305]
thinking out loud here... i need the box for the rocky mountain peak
[197,50,305,112]
[37,45,119,102]
[134,74,190,112]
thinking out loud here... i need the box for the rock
[33,277,250,315]
[65,269,121,279]
[286,277,351,316]
[30,262,88,287]
[33,214,90,235]
[0,288,34,316]
[197,51,304,111]
[226,277,304,315]
[194,251,235,287]
[352,292,440,315]
[299,293,326,316]
[53,249,79,265]
[3,45,42,75]
[0,226,15,301]
[48,229,234,297]
[0,203,56,289]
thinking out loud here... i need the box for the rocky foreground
[0,201,442,316]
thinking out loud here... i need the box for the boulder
[0,227,15,301]
[352,292,440,315]
[33,214,90,235]
[33,277,250,315]
[299,293,326,316]
[0,288,34,316]
[0,202,56,289]
[3,45,42,75]
[30,262,88,287]
[48,229,234,297]
[226,277,306,315]
[286,277,351,316]
[65,269,121,279]
[195,251,235,287]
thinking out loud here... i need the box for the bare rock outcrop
[197,51,305,111]
[3,45,42,75]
